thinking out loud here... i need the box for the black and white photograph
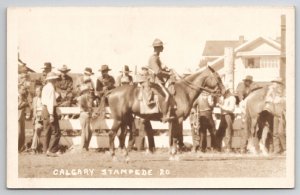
[7,6,295,188]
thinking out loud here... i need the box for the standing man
[193,91,216,153]
[217,85,236,153]
[18,65,32,152]
[116,65,133,87]
[78,85,94,152]
[148,38,174,122]
[265,77,286,155]
[41,72,61,157]
[56,65,74,107]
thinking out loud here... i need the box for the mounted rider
[148,38,175,122]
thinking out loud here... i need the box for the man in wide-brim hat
[96,64,115,93]
[236,75,257,102]
[116,65,133,86]
[37,62,54,86]
[56,65,74,107]
[84,67,94,76]
[41,72,61,157]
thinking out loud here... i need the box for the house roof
[208,36,281,69]
[202,40,245,56]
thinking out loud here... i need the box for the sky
[16,7,287,77]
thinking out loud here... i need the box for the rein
[181,75,222,96]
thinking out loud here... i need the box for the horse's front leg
[109,120,122,157]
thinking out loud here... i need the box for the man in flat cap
[56,65,74,107]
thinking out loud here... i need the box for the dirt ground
[18,149,286,178]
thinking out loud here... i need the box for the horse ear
[207,65,215,73]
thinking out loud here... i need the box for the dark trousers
[217,113,235,150]
[42,106,61,153]
[197,112,216,151]
[18,112,25,152]
[140,120,155,151]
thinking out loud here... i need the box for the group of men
[18,37,286,157]
[18,38,173,156]
[190,75,286,155]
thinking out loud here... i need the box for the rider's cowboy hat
[84,67,94,76]
[45,72,59,81]
[41,62,54,70]
[243,75,253,82]
[120,65,132,73]
[152,38,164,47]
[99,64,111,72]
[58,65,71,73]
[271,77,284,85]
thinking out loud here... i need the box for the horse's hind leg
[109,120,122,157]
[248,117,259,154]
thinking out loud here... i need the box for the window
[260,57,280,68]
[245,57,279,68]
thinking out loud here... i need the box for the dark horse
[105,66,225,159]
[243,86,285,154]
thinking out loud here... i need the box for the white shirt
[41,82,57,114]
[220,95,236,113]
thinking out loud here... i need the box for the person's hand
[49,115,54,123]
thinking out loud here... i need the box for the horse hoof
[125,156,130,163]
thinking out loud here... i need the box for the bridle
[182,70,223,96]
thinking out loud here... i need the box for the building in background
[201,36,282,89]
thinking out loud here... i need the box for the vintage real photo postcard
[7,6,295,188]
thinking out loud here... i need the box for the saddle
[138,87,160,114]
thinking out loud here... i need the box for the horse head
[202,66,226,95]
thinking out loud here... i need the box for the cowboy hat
[58,64,71,72]
[84,67,94,75]
[45,72,59,81]
[99,64,111,72]
[120,65,132,73]
[41,62,54,69]
[152,38,164,47]
[271,77,284,85]
[243,75,253,82]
